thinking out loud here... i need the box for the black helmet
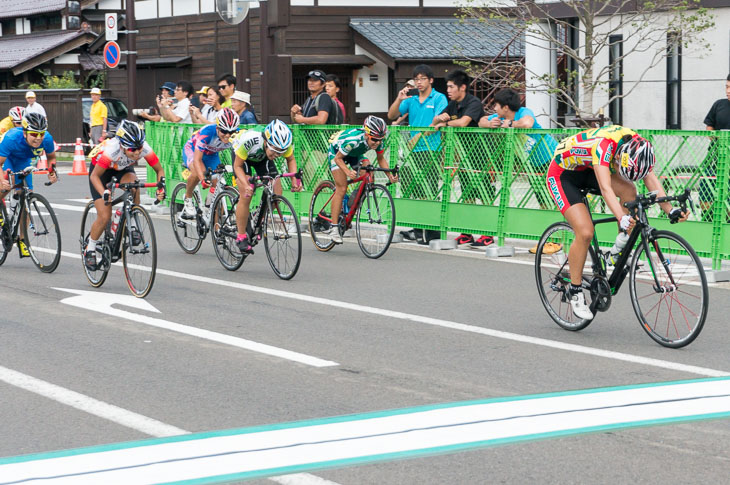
[116,120,146,149]
[22,112,48,132]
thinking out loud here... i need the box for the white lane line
[55,250,729,378]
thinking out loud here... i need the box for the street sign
[103,41,121,69]
[216,0,251,25]
[105,13,117,41]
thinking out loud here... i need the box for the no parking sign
[103,41,121,69]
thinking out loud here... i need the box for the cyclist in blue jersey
[180,107,239,219]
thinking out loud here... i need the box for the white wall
[354,45,389,113]
[173,0,198,16]
[135,1,157,20]
[98,0,123,9]
[54,54,80,64]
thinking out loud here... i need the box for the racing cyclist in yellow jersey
[0,107,25,140]
[546,125,688,320]
[231,119,302,254]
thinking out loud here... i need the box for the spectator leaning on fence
[700,73,730,222]
[138,82,176,123]
[217,74,237,108]
[230,91,257,125]
[291,69,337,125]
[325,74,346,124]
[89,87,108,143]
[196,86,209,109]
[160,81,193,124]
[191,86,223,124]
[24,91,46,118]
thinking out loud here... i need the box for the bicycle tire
[264,195,302,280]
[170,182,204,254]
[629,230,709,348]
[355,184,395,259]
[0,202,9,266]
[80,201,110,288]
[122,205,157,298]
[211,188,245,271]
[23,193,62,273]
[535,222,595,331]
[308,180,337,252]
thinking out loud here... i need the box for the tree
[456,0,714,125]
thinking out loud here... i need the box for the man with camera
[136,82,176,122]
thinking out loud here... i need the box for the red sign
[103,41,121,69]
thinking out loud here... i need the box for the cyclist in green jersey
[327,115,397,243]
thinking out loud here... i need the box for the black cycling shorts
[546,161,600,214]
[242,159,278,178]
[89,165,136,201]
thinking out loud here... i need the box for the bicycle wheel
[23,193,61,273]
[122,205,157,298]
[629,230,709,348]
[534,222,595,331]
[264,195,302,280]
[0,202,10,266]
[170,182,204,254]
[355,184,395,259]
[308,180,336,252]
[80,201,110,288]
[211,188,244,271]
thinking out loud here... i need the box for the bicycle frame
[2,169,51,246]
[246,171,300,239]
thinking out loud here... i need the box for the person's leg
[235,163,254,253]
[329,168,348,244]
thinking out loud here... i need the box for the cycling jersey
[552,125,635,171]
[0,116,15,136]
[182,124,233,170]
[0,127,55,190]
[327,128,383,170]
[232,130,293,163]
[90,137,159,170]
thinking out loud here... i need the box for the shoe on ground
[531,242,562,254]
[18,240,30,258]
[570,292,593,320]
[455,233,474,246]
[83,248,97,270]
[470,235,494,247]
[236,236,254,255]
[181,198,196,219]
[400,229,416,241]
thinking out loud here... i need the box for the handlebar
[624,188,694,223]
[105,177,166,205]
[248,169,303,187]
[5,166,58,188]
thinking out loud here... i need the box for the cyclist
[180,107,239,219]
[0,107,24,139]
[546,125,687,320]
[231,119,302,254]
[0,112,58,257]
[83,120,166,269]
[326,115,398,244]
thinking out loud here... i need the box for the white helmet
[264,119,293,153]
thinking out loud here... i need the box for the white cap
[25,91,36,98]
[90,87,102,95]
[230,90,251,104]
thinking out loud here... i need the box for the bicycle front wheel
[80,201,109,288]
[308,180,336,252]
[0,202,9,266]
[629,230,709,348]
[170,182,204,254]
[264,195,302,280]
[534,222,595,331]
[24,193,61,273]
[355,184,395,259]
[122,205,157,298]
[212,188,244,271]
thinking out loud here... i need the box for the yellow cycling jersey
[0,116,15,136]
[553,125,636,170]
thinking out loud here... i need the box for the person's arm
[232,154,253,199]
[642,170,688,221]
[0,156,9,192]
[101,104,108,139]
[161,101,183,123]
[284,154,302,191]
[511,114,534,129]
[376,150,398,183]
[445,115,475,128]
[46,152,58,183]
[594,164,630,225]
[294,110,328,125]
[334,150,357,179]
[191,149,207,184]
[90,164,110,202]
[387,88,410,120]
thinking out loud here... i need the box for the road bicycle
[534,188,708,348]
[170,165,232,254]
[80,178,162,298]
[309,164,398,259]
[0,166,61,272]
[212,171,302,280]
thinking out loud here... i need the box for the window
[666,32,681,129]
[608,35,623,125]
[0,19,16,36]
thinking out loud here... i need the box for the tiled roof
[0,0,67,20]
[350,18,524,60]
[0,30,92,70]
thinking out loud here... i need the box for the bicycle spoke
[24,194,61,273]
[123,206,157,297]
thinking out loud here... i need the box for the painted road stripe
[1,377,729,484]
[51,250,729,378]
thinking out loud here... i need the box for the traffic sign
[103,41,121,69]
[105,13,117,41]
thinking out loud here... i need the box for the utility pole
[126,0,137,110]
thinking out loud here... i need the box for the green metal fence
[146,122,730,269]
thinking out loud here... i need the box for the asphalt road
[1,164,729,484]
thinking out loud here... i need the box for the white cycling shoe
[181,198,196,219]
[327,227,343,244]
[570,292,594,320]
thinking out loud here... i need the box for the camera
[407,88,419,96]
[132,107,155,116]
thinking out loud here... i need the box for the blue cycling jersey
[0,127,55,190]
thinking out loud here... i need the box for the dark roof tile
[0,30,91,70]
[0,0,67,20]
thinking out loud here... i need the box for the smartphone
[407,88,419,96]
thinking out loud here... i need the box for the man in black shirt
[290,69,338,125]
[700,74,730,222]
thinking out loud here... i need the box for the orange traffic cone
[69,138,88,176]
[35,151,49,174]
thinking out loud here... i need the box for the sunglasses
[25,130,46,138]
[217,128,237,135]
[217,85,228,90]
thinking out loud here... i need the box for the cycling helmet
[363,115,387,140]
[9,106,25,122]
[116,120,146,149]
[616,134,655,181]
[264,119,292,153]
[22,112,48,132]
[216,108,240,132]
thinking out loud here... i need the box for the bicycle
[534,188,709,348]
[170,165,233,254]
[0,166,61,272]
[80,178,162,298]
[309,164,398,259]
[212,171,302,279]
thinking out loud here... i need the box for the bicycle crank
[590,276,612,312]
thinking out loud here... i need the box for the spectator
[25,91,46,117]
[700,73,730,222]
[159,80,193,123]
[392,80,416,126]
[388,64,448,243]
[0,107,24,139]
[230,91,257,124]
[217,74,237,108]
[290,69,337,125]
[138,82,175,123]
[191,86,223,124]
[88,87,108,144]
[325,74,345,124]
[432,69,491,248]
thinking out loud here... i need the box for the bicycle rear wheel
[264,195,302,280]
[212,188,244,271]
[23,193,62,273]
[0,203,10,266]
[170,182,204,254]
[308,180,336,252]
[629,230,709,348]
[355,184,395,259]
[80,201,110,288]
[122,205,157,298]
[534,222,595,331]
